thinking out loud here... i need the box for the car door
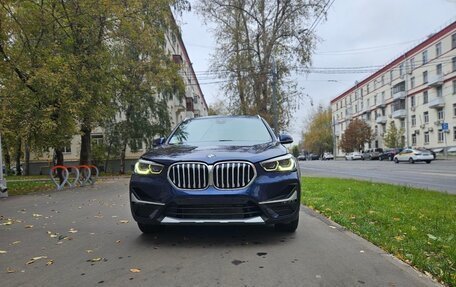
[398,149,411,161]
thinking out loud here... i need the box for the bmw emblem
[207,154,216,158]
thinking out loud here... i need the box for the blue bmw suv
[129,115,300,233]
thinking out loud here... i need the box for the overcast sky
[178,0,456,142]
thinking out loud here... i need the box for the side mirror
[152,137,166,147]
[278,133,293,144]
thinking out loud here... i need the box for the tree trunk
[15,137,22,175]
[79,124,91,165]
[119,143,127,175]
[54,148,65,184]
[24,139,30,176]
[104,142,112,174]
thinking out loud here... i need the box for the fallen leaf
[12,241,21,245]
[427,234,437,241]
[86,250,93,253]
[26,256,47,265]
[24,225,33,229]
[32,214,43,217]
[130,268,141,273]
[68,228,78,233]
[115,240,121,243]
[90,257,102,262]
[394,235,404,241]
[119,220,129,224]
[6,267,16,273]
[4,221,13,225]
[0,250,7,254]
[46,260,54,266]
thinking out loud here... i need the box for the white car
[322,152,334,160]
[393,148,433,164]
[345,152,364,160]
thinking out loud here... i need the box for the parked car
[393,148,433,164]
[379,148,403,161]
[345,152,364,160]
[297,155,306,161]
[322,152,334,160]
[130,115,301,233]
[306,153,320,160]
[416,147,436,159]
[362,148,383,160]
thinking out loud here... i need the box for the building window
[399,63,404,77]
[367,84,370,94]
[410,95,415,107]
[411,115,416,127]
[92,134,104,146]
[131,139,143,151]
[453,56,456,72]
[437,108,444,120]
[424,132,430,144]
[412,133,417,145]
[374,95,377,105]
[422,50,428,64]
[400,119,405,129]
[452,33,456,49]
[423,71,428,84]
[453,80,456,94]
[424,111,429,123]
[437,86,443,97]
[367,98,370,107]
[390,70,393,83]
[410,57,415,71]
[410,76,415,89]
[436,63,442,75]
[454,126,456,141]
[63,145,71,153]
[381,75,385,85]
[435,42,442,57]
[438,130,444,143]
[454,103,456,117]
[423,91,428,104]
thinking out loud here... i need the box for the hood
[140,142,287,165]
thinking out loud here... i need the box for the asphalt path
[299,159,456,194]
[0,179,440,287]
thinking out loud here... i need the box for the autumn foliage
[339,119,375,152]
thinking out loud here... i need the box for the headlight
[134,159,164,175]
[260,154,296,172]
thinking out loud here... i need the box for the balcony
[375,116,387,124]
[376,98,386,108]
[428,97,445,109]
[392,109,406,119]
[428,74,443,87]
[392,91,406,101]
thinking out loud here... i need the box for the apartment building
[28,17,208,174]
[331,21,456,157]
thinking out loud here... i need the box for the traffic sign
[441,122,448,131]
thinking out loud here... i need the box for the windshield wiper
[218,139,233,142]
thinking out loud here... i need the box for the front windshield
[168,117,273,145]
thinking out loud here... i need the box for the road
[300,159,456,194]
[0,179,439,287]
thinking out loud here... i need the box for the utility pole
[0,133,8,198]
[271,58,278,135]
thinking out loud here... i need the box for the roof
[330,20,456,104]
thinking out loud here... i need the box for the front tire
[426,160,431,164]
[408,157,415,164]
[275,218,299,233]
[394,158,399,164]
[138,223,163,234]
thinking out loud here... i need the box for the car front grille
[164,202,261,219]
[168,163,209,189]
[213,162,256,189]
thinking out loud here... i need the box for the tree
[301,107,333,155]
[383,121,404,148]
[208,99,229,115]
[339,119,375,152]
[197,0,326,129]
[291,145,300,158]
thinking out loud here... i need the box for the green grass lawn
[301,177,456,286]
[5,180,55,196]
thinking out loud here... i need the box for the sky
[178,0,456,142]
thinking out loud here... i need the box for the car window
[168,117,273,145]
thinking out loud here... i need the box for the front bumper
[129,171,300,225]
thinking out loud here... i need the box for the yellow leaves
[32,214,43,217]
[394,235,405,241]
[0,250,7,254]
[129,268,141,273]
[46,260,54,266]
[86,250,94,253]
[12,241,21,245]
[26,256,48,265]
[6,267,17,273]
[24,225,33,229]
[89,257,102,262]
[68,228,78,233]
[118,220,129,224]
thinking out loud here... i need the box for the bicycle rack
[50,166,69,190]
